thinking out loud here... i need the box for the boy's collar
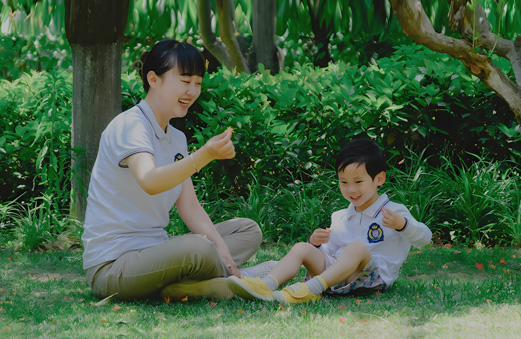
[347,193,390,219]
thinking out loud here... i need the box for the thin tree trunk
[252,0,279,74]
[69,43,123,219]
[65,0,129,219]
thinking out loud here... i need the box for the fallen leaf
[428,262,435,267]
[237,309,244,313]
[130,309,136,313]
[164,296,171,304]
[476,263,484,270]
[301,311,306,315]
[113,304,122,311]
[181,296,188,302]
[339,316,347,324]
[102,317,108,322]
[337,305,347,309]
[210,302,217,307]
[500,257,506,264]
[444,244,450,248]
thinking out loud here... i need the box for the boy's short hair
[335,139,387,179]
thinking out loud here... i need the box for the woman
[82,40,267,301]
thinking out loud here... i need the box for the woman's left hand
[217,247,241,277]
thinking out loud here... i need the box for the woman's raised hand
[203,128,236,160]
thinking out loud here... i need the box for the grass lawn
[1,244,521,338]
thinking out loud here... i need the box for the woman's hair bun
[132,60,143,71]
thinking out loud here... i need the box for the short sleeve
[102,110,156,167]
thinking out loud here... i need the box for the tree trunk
[252,0,280,74]
[65,0,129,220]
[69,43,123,219]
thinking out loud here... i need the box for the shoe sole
[227,276,274,301]
[160,277,234,301]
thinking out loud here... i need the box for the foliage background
[0,0,520,249]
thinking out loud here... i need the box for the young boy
[227,139,432,303]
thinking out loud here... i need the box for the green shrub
[0,70,72,210]
[162,44,520,196]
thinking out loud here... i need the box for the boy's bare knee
[290,242,315,255]
[345,241,371,259]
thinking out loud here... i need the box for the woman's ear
[375,171,386,187]
[146,71,160,89]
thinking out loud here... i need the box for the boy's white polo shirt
[320,193,432,288]
[82,100,188,270]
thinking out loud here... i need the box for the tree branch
[197,0,234,70]
[389,0,521,124]
[216,0,250,73]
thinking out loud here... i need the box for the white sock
[261,274,279,291]
[305,276,328,295]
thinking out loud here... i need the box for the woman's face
[151,67,203,119]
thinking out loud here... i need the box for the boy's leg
[227,242,325,301]
[214,218,262,266]
[86,233,230,300]
[273,241,370,304]
[320,241,371,287]
[269,242,326,284]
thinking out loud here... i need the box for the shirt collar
[136,99,168,140]
[346,193,390,219]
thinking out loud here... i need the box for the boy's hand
[309,228,330,246]
[382,207,406,230]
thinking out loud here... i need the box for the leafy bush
[163,44,520,196]
[0,70,73,211]
[1,43,520,249]
[387,148,521,247]
[0,34,71,81]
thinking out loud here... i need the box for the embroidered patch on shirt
[367,223,384,243]
[174,153,184,162]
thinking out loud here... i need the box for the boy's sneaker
[239,261,278,278]
[227,276,274,301]
[160,277,234,301]
[272,283,321,304]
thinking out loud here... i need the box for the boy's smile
[338,162,386,212]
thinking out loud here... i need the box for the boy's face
[338,162,386,212]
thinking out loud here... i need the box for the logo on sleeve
[367,223,384,243]
[174,153,184,162]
